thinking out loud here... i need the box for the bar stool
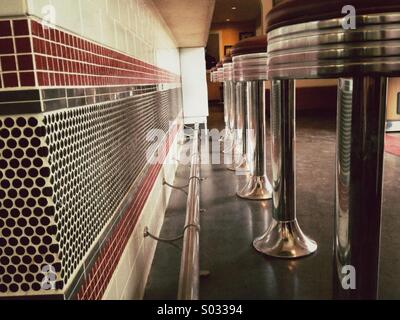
[214,61,231,150]
[265,0,400,298]
[223,56,241,169]
[232,36,273,199]
[210,66,216,83]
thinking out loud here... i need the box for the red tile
[17,55,34,70]
[43,27,50,40]
[49,73,56,86]
[50,28,56,42]
[61,45,67,58]
[35,55,45,70]
[20,72,35,87]
[0,38,14,54]
[45,41,52,55]
[68,61,73,73]
[1,19,181,88]
[30,20,39,36]
[38,72,49,86]
[3,73,18,87]
[13,20,29,36]
[0,56,17,71]
[59,31,66,44]
[0,20,12,37]
[60,73,66,86]
[15,37,32,53]
[51,43,57,56]
[55,30,61,43]
[32,37,42,53]
[55,73,61,86]
[48,58,55,71]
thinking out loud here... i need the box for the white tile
[102,278,118,300]
[46,0,83,35]
[0,0,27,16]
[122,243,146,300]
[101,12,116,48]
[113,245,132,299]
[26,0,49,17]
[80,0,102,43]
[26,0,181,73]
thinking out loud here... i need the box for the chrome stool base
[227,142,244,171]
[253,219,317,259]
[237,175,272,200]
[222,131,234,154]
[235,155,250,172]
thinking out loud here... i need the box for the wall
[180,48,209,124]
[257,0,272,35]
[207,21,257,102]
[0,0,182,300]
[25,0,180,73]
[0,0,27,15]
[387,78,400,121]
[210,21,256,60]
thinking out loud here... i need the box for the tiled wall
[0,0,183,300]
[0,17,179,90]
[25,0,180,73]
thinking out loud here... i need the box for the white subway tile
[0,0,27,16]
[26,0,180,73]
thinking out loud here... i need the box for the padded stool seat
[267,0,400,32]
[232,35,268,57]
[223,55,233,82]
[266,0,400,78]
[232,36,268,82]
[215,62,224,82]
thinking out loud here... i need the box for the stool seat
[223,55,233,82]
[232,36,268,82]
[210,67,217,82]
[232,35,268,57]
[267,0,400,32]
[266,1,400,79]
[223,55,233,64]
[216,61,224,82]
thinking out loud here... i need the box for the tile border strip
[0,16,181,90]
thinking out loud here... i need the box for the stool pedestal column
[253,79,317,258]
[334,76,387,299]
[223,81,234,154]
[234,82,249,172]
[222,82,231,148]
[227,81,239,171]
[237,81,272,200]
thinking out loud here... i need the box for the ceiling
[153,0,216,48]
[212,0,261,24]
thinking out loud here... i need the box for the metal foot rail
[178,123,201,300]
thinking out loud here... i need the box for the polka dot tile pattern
[0,88,181,297]
[0,115,62,296]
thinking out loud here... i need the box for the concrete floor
[144,104,400,300]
